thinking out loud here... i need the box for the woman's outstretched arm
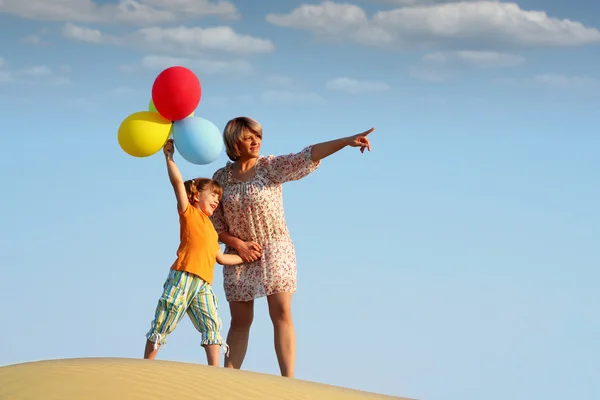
[310,127,374,162]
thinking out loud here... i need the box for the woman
[208,116,373,378]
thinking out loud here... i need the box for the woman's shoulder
[257,154,273,163]
[256,154,279,173]
[257,154,281,166]
[212,162,232,182]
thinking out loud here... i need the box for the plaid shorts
[146,270,224,348]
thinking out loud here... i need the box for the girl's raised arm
[163,139,189,213]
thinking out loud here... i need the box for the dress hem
[225,288,297,303]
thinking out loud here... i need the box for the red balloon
[151,66,201,121]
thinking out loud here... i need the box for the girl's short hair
[183,178,223,201]
[223,116,263,161]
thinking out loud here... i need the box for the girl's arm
[218,232,262,262]
[216,248,244,266]
[310,127,374,161]
[163,139,189,213]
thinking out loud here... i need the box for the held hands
[345,127,374,153]
[236,241,262,263]
[163,139,175,159]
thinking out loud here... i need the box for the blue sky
[1,1,599,399]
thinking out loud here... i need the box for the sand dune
[0,358,410,400]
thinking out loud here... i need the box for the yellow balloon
[118,111,172,158]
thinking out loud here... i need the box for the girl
[143,139,245,366]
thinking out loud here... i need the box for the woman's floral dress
[210,146,320,302]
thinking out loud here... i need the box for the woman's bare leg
[224,300,254,369]
[267,292,295,378]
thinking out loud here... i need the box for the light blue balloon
[172,116,223,165]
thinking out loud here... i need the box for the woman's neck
[234,157,257,173]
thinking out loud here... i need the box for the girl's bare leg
[224,300,254,369]
[267,292,295,378]
[204,344,221,366]
[144,339,159,360]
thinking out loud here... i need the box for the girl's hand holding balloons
[163,139,175,159]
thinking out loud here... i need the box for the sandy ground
[0,357,411,400]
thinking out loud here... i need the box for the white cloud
[21,28,52,45]
[21,34,42,44]
[266,2,394,47]
[202,96,229,106]
[233,94,254,104]
[138,0,238,19]
[370,0,480,5]
[491,77,518,85]
[264,75,296,90]
[59,64,72,74]
[326,77,390,93]
[140,55,253,75]
[0,57,12,83]
[0,72,13,83]
[15,65,52,76]
[533,74,599,89]
[199,94,260,106]
[410,49,525,84]
[60,24,272,77]
[492,74,600,91]
[65,97,95,108]
[62,23,111,44]
[50,76,74,86]
[266,1,600,49]
[417,95,448,106]
[0,0,238,25]
[409,67,449,83]
[118,64,138,73]
[423,51,526,68]
[112,86,136,97]
[0,69,13,83]
[260,90,326,105]
[0,58,72,85]
[134,26,274,55]
[60,23,274,58]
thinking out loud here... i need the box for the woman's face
[237,130,261,159]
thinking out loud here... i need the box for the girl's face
[192,189,220,217]
[236,131,261,160]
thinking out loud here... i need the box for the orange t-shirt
[170,205,220,285]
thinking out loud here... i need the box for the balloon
[148,99,158,113]
[151,66,201,121]
[172,116,223,165]
[118,111,172,158]
[149,98,194,117]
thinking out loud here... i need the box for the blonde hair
[183,178,223,202]
[223,116,263,161]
